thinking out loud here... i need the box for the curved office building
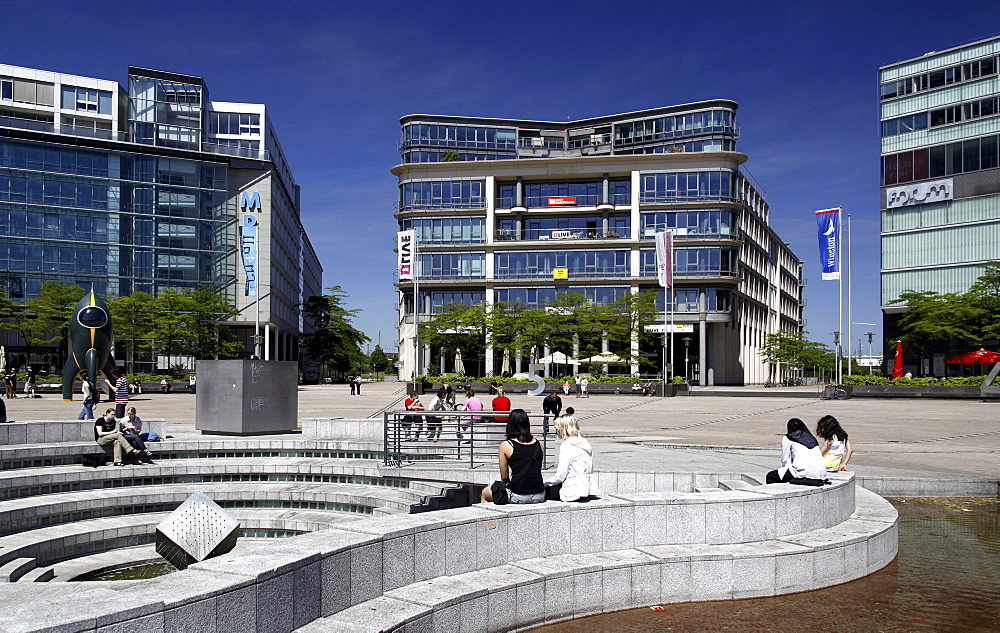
[393,103,804,385]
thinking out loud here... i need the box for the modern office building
[0,63,322,371]
[393,103,805,385]
[879,36,1000,374]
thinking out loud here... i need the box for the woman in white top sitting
[543,415,601,501]
[816,415,853,471]
[765,418,828,484]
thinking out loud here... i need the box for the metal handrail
[383,409,552,469]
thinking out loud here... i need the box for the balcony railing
[201,142,270,161]
[398,137,517,152]
[493,268,631,280]
[495,229,627,241]
[614,124,740,146]
[496,193,631,210]
[0,115,54,133]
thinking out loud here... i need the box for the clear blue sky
[3,1,998,359]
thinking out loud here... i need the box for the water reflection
[534,499,1000,633]
[78,561,176,581]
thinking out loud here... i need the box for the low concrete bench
[0,419,168,446]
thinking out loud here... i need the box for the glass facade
[416,252,485,279]
[0,137,232,300]
[129,73,203,150]
[639,170,734,203]
[400,179,486,210]
[495,286,627,309]
[647,287,731,312]
[400,216,485,244]
[495,249,629,279]
[881,134,1000,185]
[640,247,738,277]
[640,210,735,239]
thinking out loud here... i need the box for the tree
[108,291,158,374]
[968,261,1000,340]
[0,287,18,336]
[891,290,982,355]
[369,344,391,380]
[140,285,242,364]
[301,286,370,376]
[17,281,85,364]
[420,302,489,375]
[186,285,242,360]
[760,330,836,377]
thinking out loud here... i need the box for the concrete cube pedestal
[195,360,298,435]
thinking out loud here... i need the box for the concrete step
[16,566,54,582]
[718,479,754,491]
[0,557,35,582]
[693,486,723,493]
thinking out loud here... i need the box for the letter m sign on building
[240,191,261,296]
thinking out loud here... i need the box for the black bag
[490,480,510,505]
[544,482,563,501]
[787,476,829,487]
[82,453,109,468]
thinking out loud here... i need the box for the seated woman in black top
[480,409,545,504]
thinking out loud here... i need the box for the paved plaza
[6,381,998,489]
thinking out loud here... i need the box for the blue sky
[3,1,998,359]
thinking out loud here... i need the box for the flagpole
[847,213,853,378]
[837,207,843,385]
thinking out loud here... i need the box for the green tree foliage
[301,286,370,375]
[0,286,18,334]
[420,302,489,375]
[369,344,391,379]
[17,281,85,360]
[760,330,836,374]
[968,261,1000,340]
[108,291,157,373]
[891,290,983,354]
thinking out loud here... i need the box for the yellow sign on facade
[552,268,568,279]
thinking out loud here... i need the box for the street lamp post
[682,336,692,383]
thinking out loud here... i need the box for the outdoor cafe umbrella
[944,349,1000,364]
[0,345,5,373]
[454,349,465,375]
[501,348,511,375]
[583,352,624,364]
[891,341,903,378]
[539,351,573,364]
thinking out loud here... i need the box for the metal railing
[383,409,553,469]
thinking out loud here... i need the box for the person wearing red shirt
[491,386,511,422]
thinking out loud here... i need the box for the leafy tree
[890,290,982,354]
[441,151,461,162]
[186,285,241,360]
[968,261,1000,340]
[603,290,659,364]
[17,281,85,363]
[760,330,836,376]
[420,302,489,375]
[0,287,17,335]
[369,344,391,380]
[141,285,241,363]
[108,291,158,374]
[301,286,370,376]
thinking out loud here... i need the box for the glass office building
[879,36,1000,374]
[0,64,321,371]
[394,104,804,385]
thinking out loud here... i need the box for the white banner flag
[654,230,673,288]
[397,230,416,281]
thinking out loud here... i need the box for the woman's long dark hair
[505,409,533,442]
[786,417,818,449]
[816,415,848,441]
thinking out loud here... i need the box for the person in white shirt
[543,415,601,501]
[765,418,828,484]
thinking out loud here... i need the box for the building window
[494,250,629,279]
[523,181,601,207]
[495,286,627,308]
[400,216,485,243]
[401,180,486,210]
[640,247,738,277]
[1,80,12,101]
[882,134,1000,185]
[429,291,485,313]
[880,55,998,101]
[207,112,261,136]
[640,210,735,239]
[61,86,112,115]
[647,287,730,312]
[416,252,485,279]
[640,171,734,203]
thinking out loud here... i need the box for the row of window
[881,95,1000,138]
[0,241,110,275]
[880,55,997,101]
[0,77,54,107]
[0,140,229,190]
[400,124,517,150]
[0,207,108,241]
[0,275,107,300]
[401,172,737,210]
[60,86,113,115]
[207,112,261,136]
[402,151,514,163]
[128,76,203,106]
[639,171,735,203]
[616,138,734,154]
[614,110,737,144]
[881,133,1000,186]
[0,174,110,210]
[413,286,732,313]
[400,209,736,244]
[405,247,740,280]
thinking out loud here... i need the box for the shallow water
[533,498,1000,632]
[78,560,176,581]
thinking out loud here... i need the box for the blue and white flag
[241,214,258,296]
[815,208,841,281]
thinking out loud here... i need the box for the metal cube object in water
[155,492,240,570]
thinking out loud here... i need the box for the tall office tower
[0,64,322,372]
[393,103,804,386]
[880,36,1000,374]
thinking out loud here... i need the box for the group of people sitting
[766,415,853,485]
[480,407,601,504]
[402,386,512,442]
[94,406,155,466]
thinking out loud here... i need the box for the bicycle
[821,386,848,400]
[763,379,774,388]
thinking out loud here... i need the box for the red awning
[944,349,1000,364]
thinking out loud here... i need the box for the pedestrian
[580,375,589,398]
[349,376,357,395]
[188,374,196,394]
[542,391,562,418]
[160,377,171,394]
[24,367,36,398]
[459,388,483,442]
[403,391,424,439]
[4,369,16,398]
[574,374,582,398]
[77,372,96,420]
[105,370,129,419]
[354,375,362,395]
[489,379,500,395]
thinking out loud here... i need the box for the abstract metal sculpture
[61,287,118,400]
[155,492,240,570]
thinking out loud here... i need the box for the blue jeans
[78,400,94,420]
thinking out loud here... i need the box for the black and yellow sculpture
[62,288,118,401]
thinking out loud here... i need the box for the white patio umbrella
[0,346,5,373]
[454,348,465,375]
[583,352,624,363]
[539,351,573,364]
[501,348,511,375]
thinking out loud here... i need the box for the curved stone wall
[0,475,897,633]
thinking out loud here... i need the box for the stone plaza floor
[5,380,998,491]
